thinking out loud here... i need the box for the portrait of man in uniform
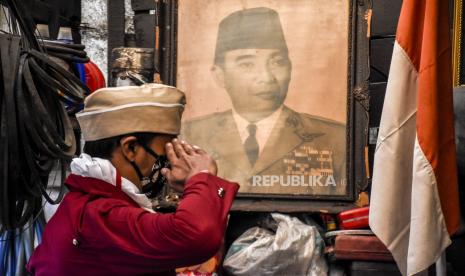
[178,1,349,197]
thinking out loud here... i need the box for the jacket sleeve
[82,172,239,273]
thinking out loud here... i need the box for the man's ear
[119,136,138,161]
[211,65,226,88]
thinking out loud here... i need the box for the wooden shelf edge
[231,199,358,214]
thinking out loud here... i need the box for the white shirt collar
[70,153,154,213]
[232,106,283,154]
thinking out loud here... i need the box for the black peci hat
[214,7,288,65]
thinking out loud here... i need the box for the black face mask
[130,143,170,198]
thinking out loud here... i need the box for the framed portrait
[159,0,370,211]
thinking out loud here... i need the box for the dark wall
[20,0,81,41]
[368,0,402,177]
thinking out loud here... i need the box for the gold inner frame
[453,0,463,86]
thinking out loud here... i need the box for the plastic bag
[223,213,327,276]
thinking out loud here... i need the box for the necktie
[244,124,259,166]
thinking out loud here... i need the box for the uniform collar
[231,106,284,153]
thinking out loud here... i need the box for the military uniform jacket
[182,106,347,196]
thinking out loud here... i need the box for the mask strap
[128,141,157,181]
[130,160,145,180]
[139,143,159,160]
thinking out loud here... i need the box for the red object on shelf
[84,61,106,93]
[337,206,369,230]
[333,235,394,262]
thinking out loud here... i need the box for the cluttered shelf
[222,207,401,275]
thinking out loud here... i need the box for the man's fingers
[192,145,207,154]
[172,139,187,158]
[181,140,195,155]
[165,143,178,163]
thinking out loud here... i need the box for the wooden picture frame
[158,0,370,212]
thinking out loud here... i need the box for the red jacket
[27,172,239,275]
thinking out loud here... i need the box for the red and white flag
[369,0,461,275]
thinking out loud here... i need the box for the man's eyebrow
[234,55,255,62]
[270,51,287,59]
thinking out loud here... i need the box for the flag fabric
[369,0,461,275]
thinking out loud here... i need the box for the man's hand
[161,139,217,192]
